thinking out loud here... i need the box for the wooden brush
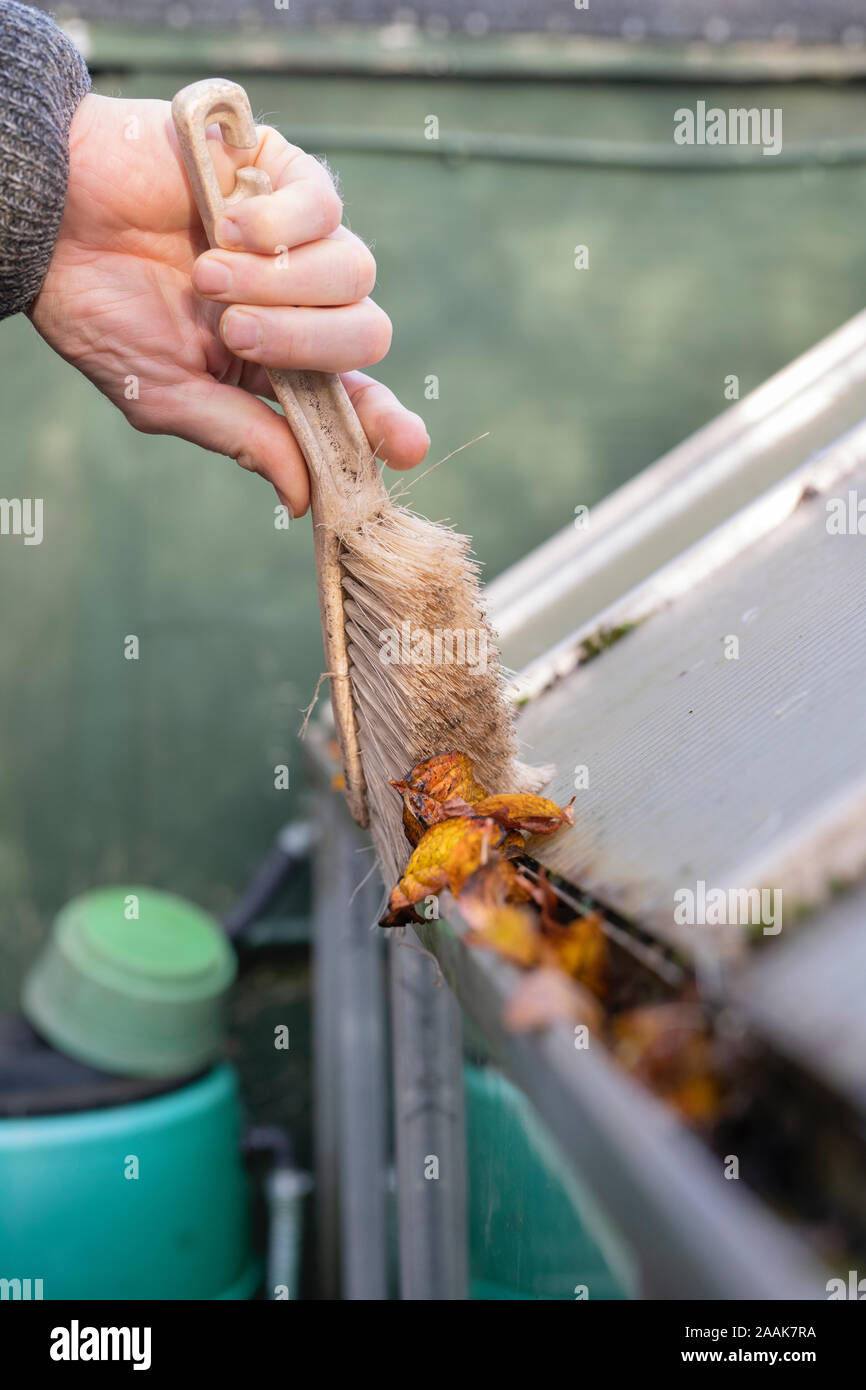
[173,79,541,885]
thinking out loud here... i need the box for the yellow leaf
[459,860,539,967]
[446,792,575,836]
[380,816,504,926]
[541,912,608,998]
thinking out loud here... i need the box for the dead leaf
[397,750,489,803]
[390,750,489,845]
[611,1004,722,1124]
[380,815,505,926]
[457,859,538,965]
[521,868,561,930]
[500,830,528,858]
[464,901,540,967]
[541,912,608,998]
[459,857,533,911]
[504,967,603,1034]
[391,788,453,847]
[519,872,608,996]
[444,792,575,836]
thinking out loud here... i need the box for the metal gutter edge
[414,906,827,1300]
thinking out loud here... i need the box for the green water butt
[0,1064,258,1300]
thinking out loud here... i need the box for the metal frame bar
[311,780,389,1300]
[389,930,468,1300]
[310,738,468,1300]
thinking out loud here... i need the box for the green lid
[22,887,236,1079]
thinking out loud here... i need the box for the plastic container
[0,1063,258,1300]
[22,887,235,1078]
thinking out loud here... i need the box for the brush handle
[172,79,374,826]
[171,79,385,505]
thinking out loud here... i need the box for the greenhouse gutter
[306,727,828,1300]
[413,906,826,1300]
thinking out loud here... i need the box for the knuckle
[352,244,377,300]
[256,203,284,251]
[316,182,343,234]
[278,314,305,365]
[234,452,262,477]
[362,303,392,362]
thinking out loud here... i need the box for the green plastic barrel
[465,1065,633,1300]
[0,1063,258,1300]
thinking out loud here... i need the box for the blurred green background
[3,22,866,1001]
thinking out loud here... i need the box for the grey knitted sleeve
[0,1,91,320]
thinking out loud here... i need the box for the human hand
[28,93,429,516]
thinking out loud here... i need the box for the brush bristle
[332,498,545,887]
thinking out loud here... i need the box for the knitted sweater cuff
[0,1,91,320]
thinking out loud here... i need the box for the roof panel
[514,428,866,951]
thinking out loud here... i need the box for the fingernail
[193,258,232,294]
[216,217,243,248]
[222,309,260,352]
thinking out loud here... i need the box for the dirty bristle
[330,498,544,886]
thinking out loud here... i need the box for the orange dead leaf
[444,792,575,836]
[380,815,505,927]
[394,795,430,848]
[500,830,528,858]
[465,903,540,967]
[519,871,608,996]
[460,856,533,908]
[521,868,561,930]
[541,912,608,998]
[390,750,489,846]
[459,860,539,967]
[611,1004,722,1125]
[398,751,489,803]
[391,788,450,847]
